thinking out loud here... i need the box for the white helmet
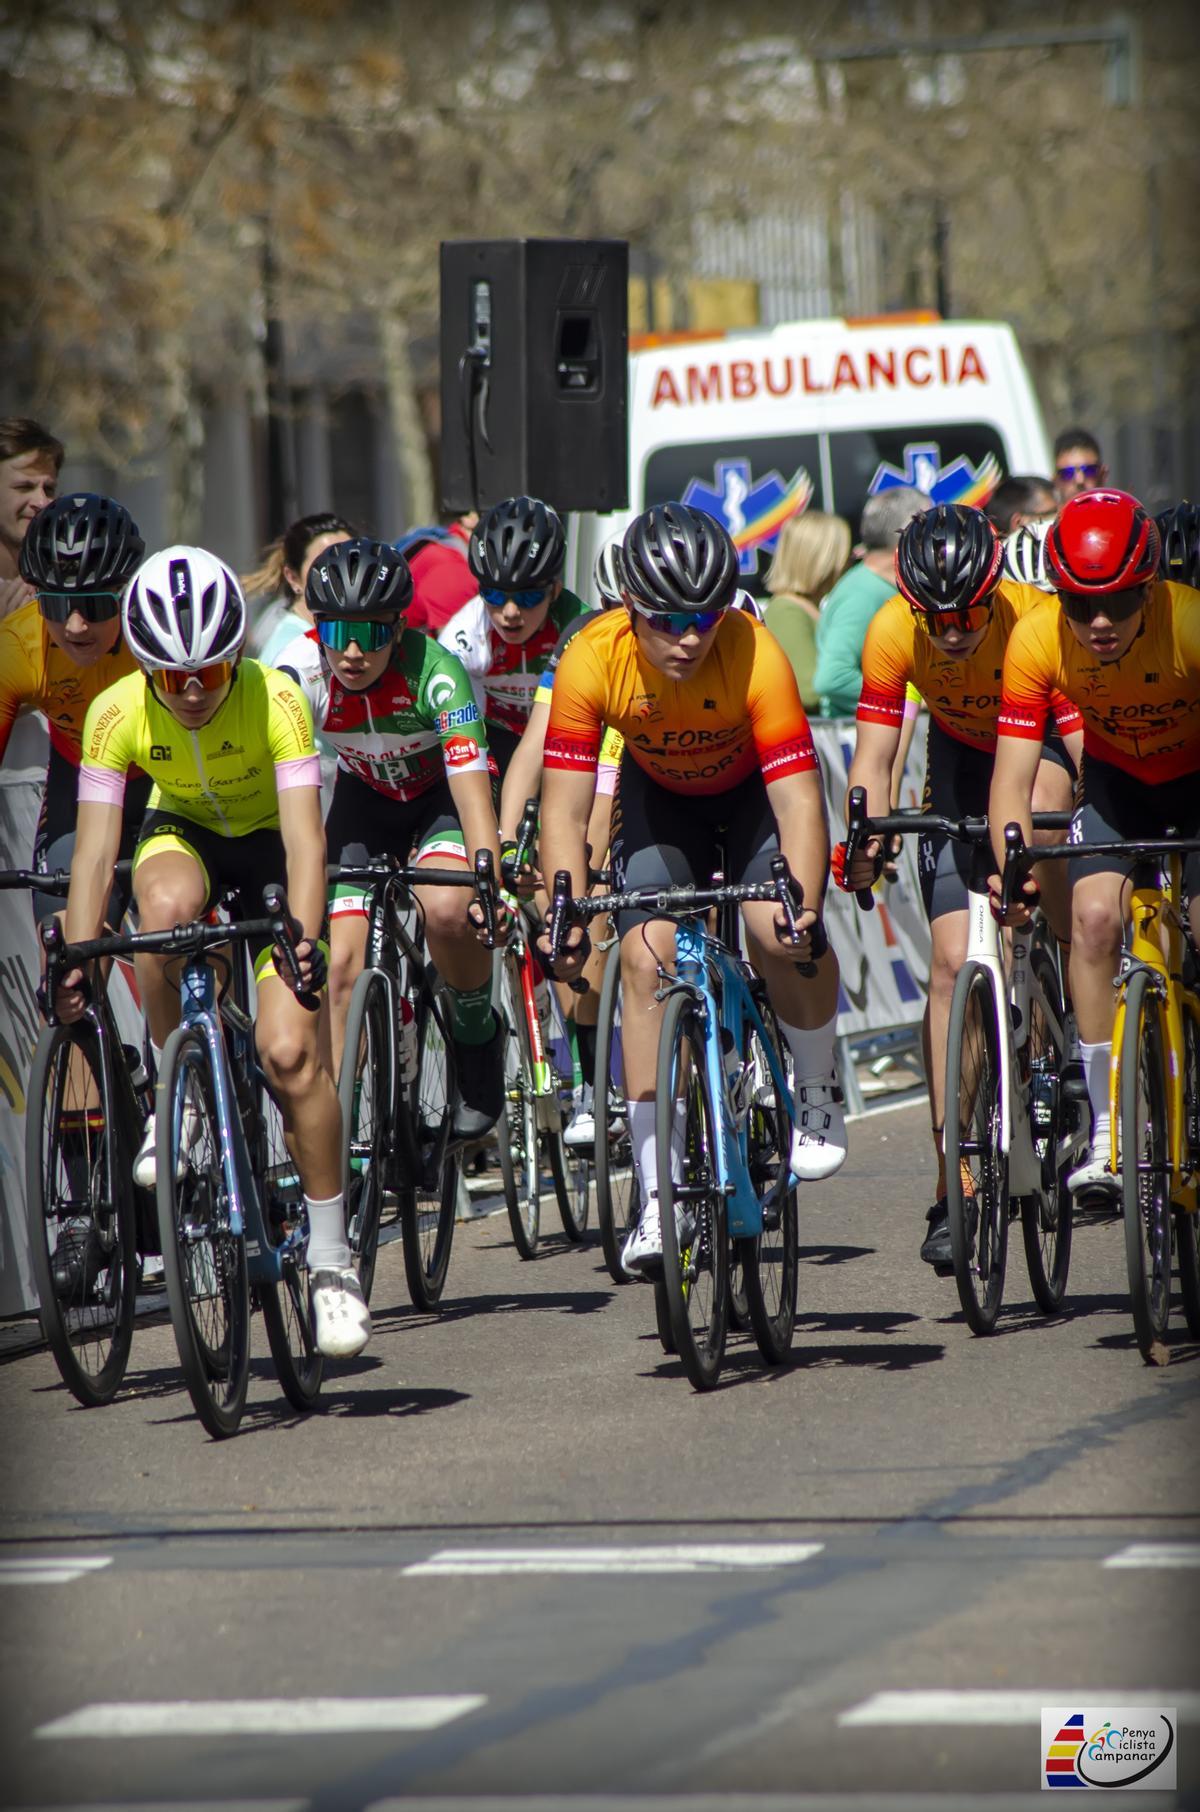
[593,534,627,607]
[123,545,247,670]
[1002,520,1055,592]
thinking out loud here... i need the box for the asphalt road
[2,1099,1198,1811]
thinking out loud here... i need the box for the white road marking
[1102,1542,1200,1568]
[367,1797,1086,1811]
[34,1696,486,1739]
[402,1543,824,1576]
[0,1556,112,1586]
[839,1689,1200,1726]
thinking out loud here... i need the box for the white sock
[627,1098,658,1203]
[149,1042,163,1089]
[1079,1041,1111,1129]
[305,1193,350,1272]
[779,1012,837,1084]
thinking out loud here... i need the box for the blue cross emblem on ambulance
[867,441,1001,509]
[682,458,814,577]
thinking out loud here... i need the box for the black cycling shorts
[324,768,466,918]
[608,753,784,937]
[134,811,293,972]
[1069,755,1200,898]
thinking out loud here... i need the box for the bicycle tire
[542,981,589,1241]
[727,1242,751,1330]
[594,942,637,1283]
[399,975,457,1309]
[653,1278,675,1354]
[498,953,541,1259]
[1120,968,1173,1357]
[338,968,391,1304]
[155,1027,250,1438]
[24,1021,138,1407]
[740,1004,798,1364]
[657,991,728,1390]
[254,1070,322,1412]
[945,962,1009,1334]
[1021,936,1074,1315]
[1175,1002,1200,1339]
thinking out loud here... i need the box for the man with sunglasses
[0,493,150,926]
[1053,428,1108,505]
[833,504,1083,1271]
[439,495,589,781]
[540,501,845,1278]
[990,488,1200,1196]
[55,544,372,1361]
[279,537,509,1141]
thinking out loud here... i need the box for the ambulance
[565,313,1052,601]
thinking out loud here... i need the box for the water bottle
[398,996,418,1088]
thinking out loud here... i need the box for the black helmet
[896,503,1003,613]
[621,502,739,612]
[1156,501,1200,588]
[304,537,413,616]
[19,492,144,593]
[467,495,565,591]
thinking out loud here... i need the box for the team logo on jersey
[426,673,459,713]
[443,735,480,767]
[867,440,1001,508]
[682,458,814,577]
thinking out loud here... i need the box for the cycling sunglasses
[910,602,993,637]
[313,616,399,652]
[1056,585,1148,625]
[479,584,550,609]
[628,597,726,637]
[1056,462,1101,483]
[38,590,121,624]
[154,660,235,695]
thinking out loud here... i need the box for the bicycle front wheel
[1176,1002,1200,1339]
[156,1028,250,1438]
[1021,937,1074,1315]
[739,1004,798,1365]
[338,968,392,1305]
[498,954,541,1260]
[542,980,589,1241]
[399,975,457,1309]
[945,963,1009,1335]
[25,1021,137,1406]
[254,1071,322,1412]
[657,992,728,1391]
[594,941,637,1283]
[1120,969,1172,1358]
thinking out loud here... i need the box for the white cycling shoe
[132,1106,203,1189]
[789,1075,848,1181]
[564,1085,596,1149]
[1067,1113,1120,1195]
[309,1269,372,1359]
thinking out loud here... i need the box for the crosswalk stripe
[1102,1542,1200,1568]
[839,1689,1200,1726]
[402,1543,823,1576]
[0,1557,112,1586]
[34,1697,486,1739]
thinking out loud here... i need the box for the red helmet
[1047,488,1161,593]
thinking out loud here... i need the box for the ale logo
[1041,1706,1176,1790]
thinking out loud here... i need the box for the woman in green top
[762,510,851,711]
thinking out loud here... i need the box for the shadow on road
[368,1289,614,1333]
[644,1336,945,1387]
[798,1243,875,1266]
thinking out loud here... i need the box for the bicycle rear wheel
[1120,969,1172,1358]
[594,942,637,1283]
[657,992,728,1390]
[1175,1002,1200,1339]
[498,954,541,1259]
[338,968,391,1304]
[25,1021,138,1407]
[255,1071,322,1412]
[156,1027,250,1438]
[399,974,457,1309]
[1021,937,1074,1315]
[945,963,1009,1334]
[740,1005,798,1364]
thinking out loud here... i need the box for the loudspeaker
[439,238,629,514]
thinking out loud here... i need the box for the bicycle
[846,789,1087,1334]
[10,864,149,1407]
[497,801,590,1260]
[1001,829,1200,1360]
[335,855,500,1311]
[593,934,637,1286]
[549,858,810,1390]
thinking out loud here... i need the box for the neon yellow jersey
[79,659,319,837]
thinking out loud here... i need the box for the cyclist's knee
[419,885,472,946]
[258,1022,320,1096]
[1071,885,1122,961]
[619,923,665,995]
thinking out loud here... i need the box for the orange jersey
[544,606,816,796]
[998,580,1200,783]
[0,600,140,767]
[858,581,1082,753]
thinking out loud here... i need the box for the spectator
[984,474,1057,535]
[1053,427,1107,504]
[762,510,851,710]
[812,486,931,718]
[403,510,479,634]
[0,417,63,621]
[243,512,356,664]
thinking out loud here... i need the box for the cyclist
[1156,501,1200,590]
[277,537,510,1139]
[1002,519,1056,592]
[54,545,371,1360]
[989,488,1200,1195]
[540,501,845,1277]
[834,504,1083,1270]
[439,495,590,782]
[1,493,149,926]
